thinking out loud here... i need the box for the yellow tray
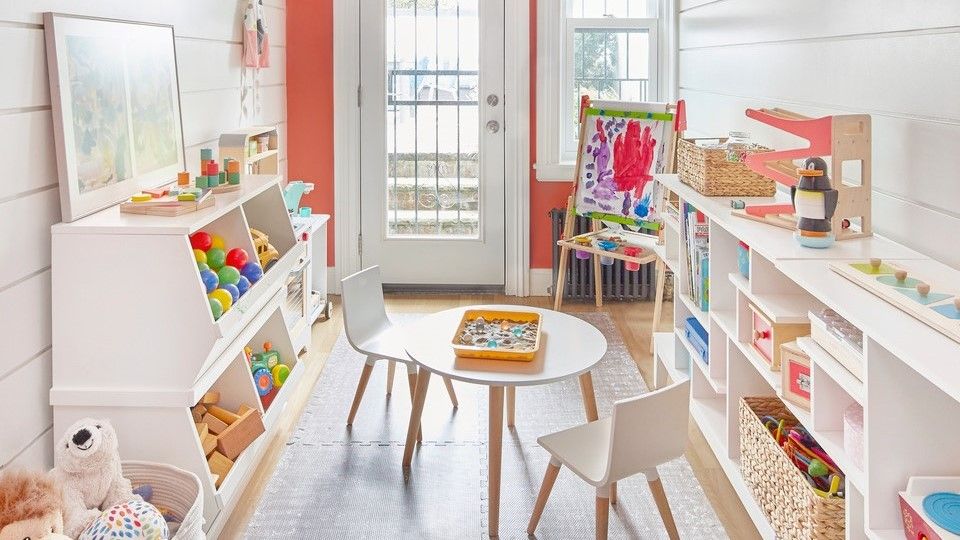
[451,309,542,361]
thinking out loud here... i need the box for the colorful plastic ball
[221,283,240,303]
[197,262,209,272]
[209,288,233,312]
[193,249,207,264]
[209,298,224,320]
[272,364,290,387]
[190,231,213,252]
[206,248,226,270]
[200,269,219,293]
[210,234,225,250]
[217,265,241,286]
[241,262,264,283]
[236,276,251,296]
[253,368,274,396]
[226,248,249,270]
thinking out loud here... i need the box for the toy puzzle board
[830,260,960,344]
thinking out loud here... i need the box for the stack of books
[683,203,709,311]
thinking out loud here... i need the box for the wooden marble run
[732,108,872,240]
[831,258,960,344]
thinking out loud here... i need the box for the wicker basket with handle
[677,138,776,196]
[122,461,204,540]
[739,397,845,539]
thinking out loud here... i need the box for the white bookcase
[50,174,307,536]
[652,174,960,539]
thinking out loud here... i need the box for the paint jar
[575,249,591,260]
[623,246,642,271]
[600,256,614,266]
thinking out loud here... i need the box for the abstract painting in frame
[44,13,185,222]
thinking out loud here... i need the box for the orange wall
[286,0,567,269]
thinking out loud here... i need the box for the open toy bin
[242,307,303,427]
[241,183,297,272]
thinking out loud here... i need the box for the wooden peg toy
[955,297,960,312]
[917,283,930,297]
[895,270,908,284]
[870,258,881,271]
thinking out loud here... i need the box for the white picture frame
[44,13,186,222]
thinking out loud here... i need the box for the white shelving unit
[653,173,960,539]
[50,174,308,537]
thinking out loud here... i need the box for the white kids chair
[527,379,690,540]
[340,266,458,430]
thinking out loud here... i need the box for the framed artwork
[44,13,186,222]
[574,101,674,228]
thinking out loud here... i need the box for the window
[537,0,661,180]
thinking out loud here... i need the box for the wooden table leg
[488,386,505,537]
[402,368,431,469]
[578,372,599,422]
[506,386,516,428]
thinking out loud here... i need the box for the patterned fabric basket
[677,138,776,196]
[122,461,204,540]
[739,397,845,539]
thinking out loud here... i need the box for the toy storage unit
[651,173,960,539]
[50,174,307,537]
[287,214,332,356]
[219,126,280,175]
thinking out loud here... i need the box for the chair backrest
[604,379,690,483]
[340,266,392,351]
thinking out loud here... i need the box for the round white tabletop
[404,304,608,387]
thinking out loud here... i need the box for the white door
[359,0,505,286]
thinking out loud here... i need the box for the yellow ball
[210,235,226,250]
[208,288,233,312]
[193,249,207,264]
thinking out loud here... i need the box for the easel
[732,108,872,240]
[553,98,685,352]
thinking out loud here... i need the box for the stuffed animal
[78,499,169,540]
[0,468,72,540]
[51,418,136,538]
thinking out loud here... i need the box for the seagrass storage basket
[739,397,845,539]
[122,461,204,539]
[677,138,776,196]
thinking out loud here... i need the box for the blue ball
[200,269,219,293]
[236,276,251,296]
[241,262,264,283]
[222,283,240,302]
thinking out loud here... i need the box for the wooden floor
[219,294,762,539]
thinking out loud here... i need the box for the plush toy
[51,418,136,538]
[0,469,72,540]
[78,499,169,540]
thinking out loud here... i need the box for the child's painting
[575,105,674,227]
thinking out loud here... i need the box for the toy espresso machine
[791,157,838,248]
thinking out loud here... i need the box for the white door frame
[333,0,530,295]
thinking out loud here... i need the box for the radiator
[550,208,654,301]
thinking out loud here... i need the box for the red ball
[190,231,212,252]
[226,248,249,269]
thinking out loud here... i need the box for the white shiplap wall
[0,0,287,470]
[678,0,960,269]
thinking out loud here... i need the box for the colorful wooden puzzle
[831,258,960,344]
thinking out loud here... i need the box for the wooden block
[210,474,219,486]
[208,451,233,488]
[202,433,218,457]
[202,412,229,435]
[193,404,208,417]
[215,409,266,460]
[237,404,255,416]
[195,423,208,439]
[191,408,203,423]
[208,405,240,425]
[200,391,220,405]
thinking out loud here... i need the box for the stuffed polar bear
[50,418,135,538]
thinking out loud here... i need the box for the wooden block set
[191,390,265,488]
[194,148,242,191]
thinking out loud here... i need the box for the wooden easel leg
[650,257,667,354]
[592,219,603,308]
[554,246,570,311]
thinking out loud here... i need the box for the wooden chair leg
[610,482,617,506]
[554,246,570,311]
[406,371,422,442]
[442,377,458,408]
[527,460,561,535]
[386,361,396,395]
[506,386,516,427]
[346,360,375,425]
[595,494,610,540]
[650,257,667,354]
[648,477,680,540]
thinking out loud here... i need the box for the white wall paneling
[678,2,960,269]
[0,1,287,470]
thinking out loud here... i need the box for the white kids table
[402,305,608,537]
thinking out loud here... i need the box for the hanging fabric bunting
[241,0,270,122]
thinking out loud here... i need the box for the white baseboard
[528,268,553,296]
[327,266,340,295]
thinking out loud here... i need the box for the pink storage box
[843,403,864,470]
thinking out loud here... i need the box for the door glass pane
[569,0,655,18]
[385,0,480,238]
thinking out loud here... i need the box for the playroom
[2,1,960,539]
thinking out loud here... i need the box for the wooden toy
[207,405,240,425]
[195,423,208,438]
[749,304,810,371]
[219,126,279,175]
[143,188,169,198]
[831,259,960,344]
[731,108,872,241]
[238,404,255,415]
[780,341,811,411]
[130,193,152,202]
[252,367,273,396]
[207,451,233,488]
[201,432,217,457]
[215,408,265,460]
[178,171,190,186]
[792,158,838,249]
[201,412,228,435]
[120,189,214,217]
[899,477,960,539]
[250,228,279,269]
[251,341,280,370]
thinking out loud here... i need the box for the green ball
[209,298,224,320]
[206,248,226,270]
[217,265,241,286]
[197,262,210,272]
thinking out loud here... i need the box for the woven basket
[739,397,845,539]
[123,461,204,540]
[677,138,776,196]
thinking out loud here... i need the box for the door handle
[486,120,500,134]
[486,94,500,107]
